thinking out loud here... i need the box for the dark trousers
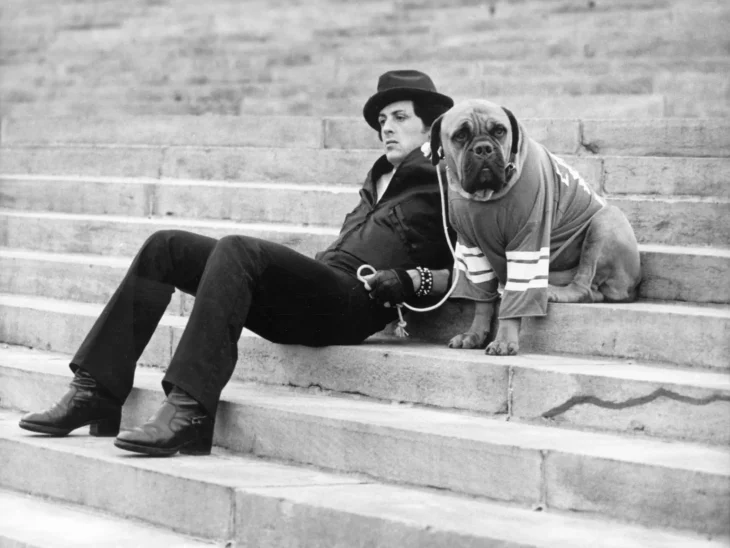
[72,230,389,415]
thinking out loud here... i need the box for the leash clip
[356,264,409,338]
[356,264,376,291]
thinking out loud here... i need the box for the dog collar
[502,107,519,180]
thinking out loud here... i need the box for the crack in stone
[542,388,730,418]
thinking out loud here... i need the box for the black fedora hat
[363,69,453,131]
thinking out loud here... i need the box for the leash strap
[502,107,519,180]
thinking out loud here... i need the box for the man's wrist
[407,269,421,292]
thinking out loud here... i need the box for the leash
[356,164,460,338]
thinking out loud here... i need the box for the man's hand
[362,269,416,307]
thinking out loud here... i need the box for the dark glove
[367,269,415,306]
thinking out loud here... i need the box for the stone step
[1,269,729,371]
[0,83,669,118]
[3,152,729,198]
[3,63,727,118]
[486,94,667,119]
[0,413,720,548]
[1,195,727,261]
[3,116,729,157]
[2,222,728,306]
[0,175,360,227]
[1,291,729,426]
[406,298,730,370]
[1,145,729,198]
[3,317,730,444]
[0,488,212,547]
[12,5,729,71]
[264,57,730,86]
[0,249,187,314]
[4,173,730,244]
[1,360,728,537]
[0,210,336,258]
[614,194,730,247]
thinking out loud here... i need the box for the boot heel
[90,413,121,437]
[180,416,214,455]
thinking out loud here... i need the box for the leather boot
[19,368,122,437]
[114,386,213,457]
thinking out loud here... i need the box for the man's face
[378,100,429,167]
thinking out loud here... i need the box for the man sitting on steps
[19,70,455,457]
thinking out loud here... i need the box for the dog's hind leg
[549,206,641,304]
[547,215,607,304]
[595,207,642,303]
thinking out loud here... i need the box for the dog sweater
[448,139,606,319]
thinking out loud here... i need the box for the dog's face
[430,100,515,195]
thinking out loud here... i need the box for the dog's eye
[452,129,468,143]
[493,126,506,138]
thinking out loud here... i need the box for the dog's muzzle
[461,137,506,194]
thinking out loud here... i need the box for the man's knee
[140,230,181,256]
[215,235,262,255]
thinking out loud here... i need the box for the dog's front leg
[448,301,496,349]
[486,317,521,356]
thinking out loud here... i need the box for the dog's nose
[473,143,493,157]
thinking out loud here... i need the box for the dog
[428,99,641,355]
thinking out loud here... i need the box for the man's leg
[19,230,217,437]
[164,234,378,416]
[116,234,383,456]
[72,230,217,402]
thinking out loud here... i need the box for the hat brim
[363,88,454,131]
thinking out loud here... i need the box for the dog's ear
[429,115,445,166]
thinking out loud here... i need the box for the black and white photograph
[0,0,728,546]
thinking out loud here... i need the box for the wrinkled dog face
[431,100,513,195]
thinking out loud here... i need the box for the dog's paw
[485,340,519,356]
[448,331,488,349]
[547,286,560,302]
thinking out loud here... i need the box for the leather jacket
[316,147,454,275]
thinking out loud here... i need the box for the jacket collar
[363,147,435,204]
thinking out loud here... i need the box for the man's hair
[413,98,450,129]
[377,98,450,141]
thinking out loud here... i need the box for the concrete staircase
[0,114,729,546]
[2,0,729,117]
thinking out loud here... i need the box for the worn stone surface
[546,453,730,536]
[0,175,360,226]
[0,146,163,177]
[511,365,730,444]
[227,334,510,414]
[0,250,186,314]
[154,180,358,226]
[519,301,730,370]
[0,175,150,216]
[610,195,730,246]
[0,411,718,548]
[2,361,729,535]
[639,245,730,304]
[161,146,374,185]
[401,299,730,369]
[490,94,666,119]
[324,117,582,155]
[0,211,337,258]
[0,413,360,541]
[0,295,176,367]
[2,310,729,443]
[581,119,730,157]
[1,115,323,148]
[602,156,730,197]
[4,243,727,308]
[0,489,212,547]
[235,483,724,548]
